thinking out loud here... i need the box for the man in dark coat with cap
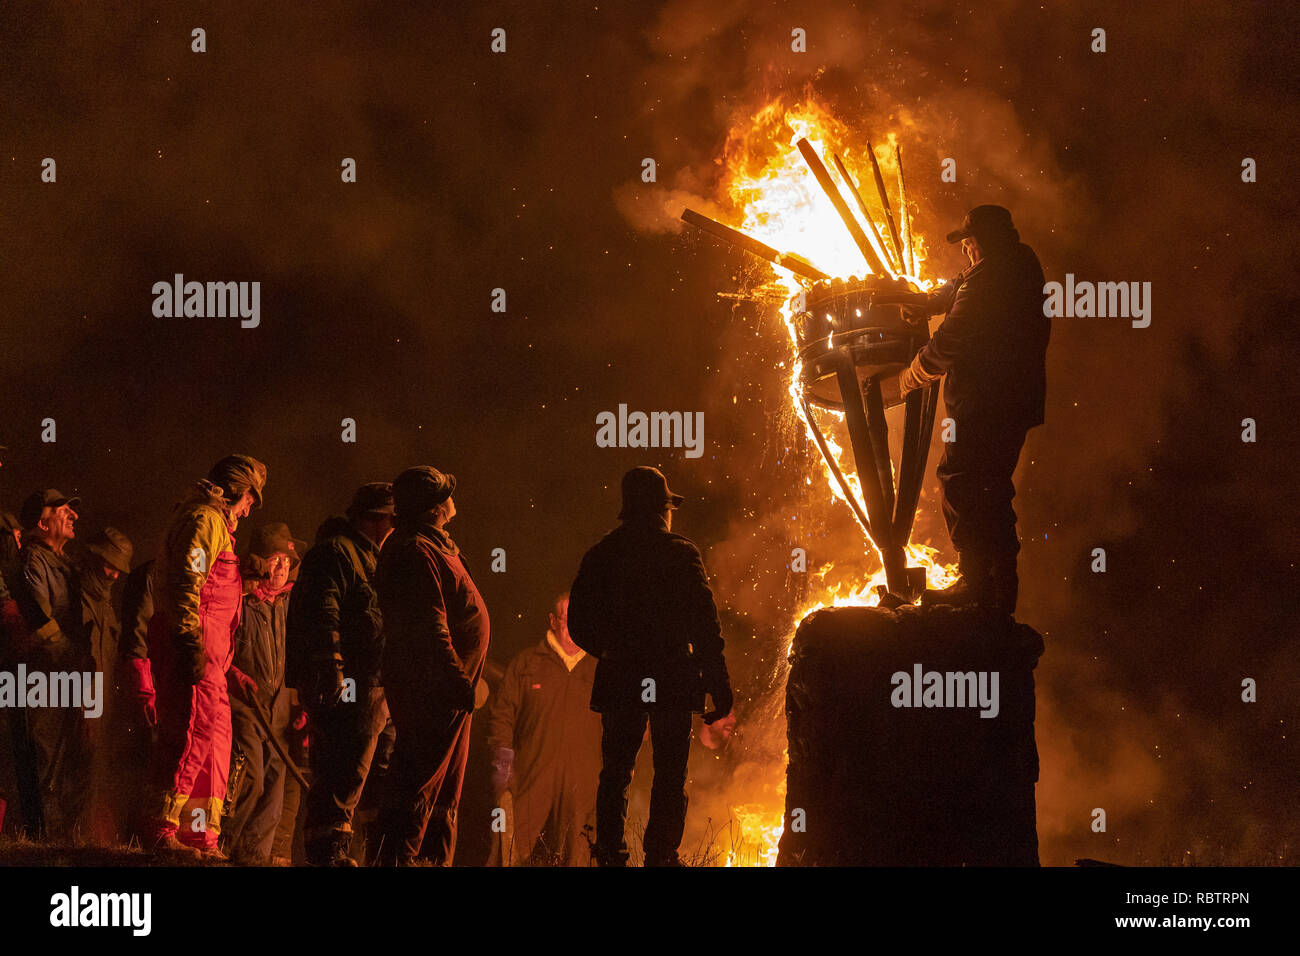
[889,205,1051,612]
[11,489,92,840]
[222,521,304,864]
[290,481,395,866]
[376,466,489,865]
[567,466,733,866]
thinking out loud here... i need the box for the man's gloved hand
[489,747,514,803]
[308,662,348,709]
[123,657,158,727]
[227,665,259,701]
[177,635,207,686]
[899,352,942,396]
[703,679,734,725]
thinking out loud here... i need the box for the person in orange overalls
[142,455,266,859]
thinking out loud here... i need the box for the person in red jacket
[376,466,489,866]
[143,454,266,859]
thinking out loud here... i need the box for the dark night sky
[1,1,1296,863]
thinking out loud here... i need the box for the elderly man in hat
[567,466,733,867]
[10,489,92,839]
[376,466,489,866]
[290,481,396,866]
[886,205,1051,613]
[221,521,304,864]
[78,526,133,842]
[144,454,266,858]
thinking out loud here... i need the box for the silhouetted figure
[895,205,1050,612]
[568,466,732,867]
[376,466,489,866]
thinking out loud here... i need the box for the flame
[705,99,959,866]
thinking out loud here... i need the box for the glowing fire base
[778,604,1044,866]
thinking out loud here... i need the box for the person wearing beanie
[375,466,490,866]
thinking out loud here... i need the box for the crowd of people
[0,455,734,866]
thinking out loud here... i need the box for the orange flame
[707,99,957,866]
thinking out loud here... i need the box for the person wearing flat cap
[10,488,91,840]
[375,466,490,865]
[567,466,733,867]
[221,520,304,864]
[290,481,396,867]
[883,204,1051,613]
[142,453,267,859]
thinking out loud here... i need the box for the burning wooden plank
[794,139,888,276]
[680,208,830,281]
[866,139,907,271]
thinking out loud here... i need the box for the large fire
[707,99,959,866]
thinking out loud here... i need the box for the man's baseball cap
[946,204,1016,244]
[19,489,81,529]
[619,466,684,519]
[347,481,396,518]
[392,466,456,518]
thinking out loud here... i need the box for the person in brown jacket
[486,593,603,866]
[376,466,489,866]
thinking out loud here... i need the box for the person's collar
[254,580,293,603]
[545,630,585,671]
[410,515,459,556]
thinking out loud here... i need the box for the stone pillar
[778,604,1044,866]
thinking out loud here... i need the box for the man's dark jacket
[918,241,1050,428]
[287,517,384,689]
[376,517,489,709]
[15,539,85,650]
[233,589,290,709]
[568,515,728,713]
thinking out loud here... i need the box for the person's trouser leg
[303,686,388,863]
[419,712,471,866]
[223,705,265,857]
[937,423,1028,606]
[378,696,462,865]
[595,709,646,865]
[643,710,693,865]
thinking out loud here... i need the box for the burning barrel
[778,604,1044,866]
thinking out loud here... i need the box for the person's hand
[490,748,514,803]
[309,664,347,709]
[703,683,734,725]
